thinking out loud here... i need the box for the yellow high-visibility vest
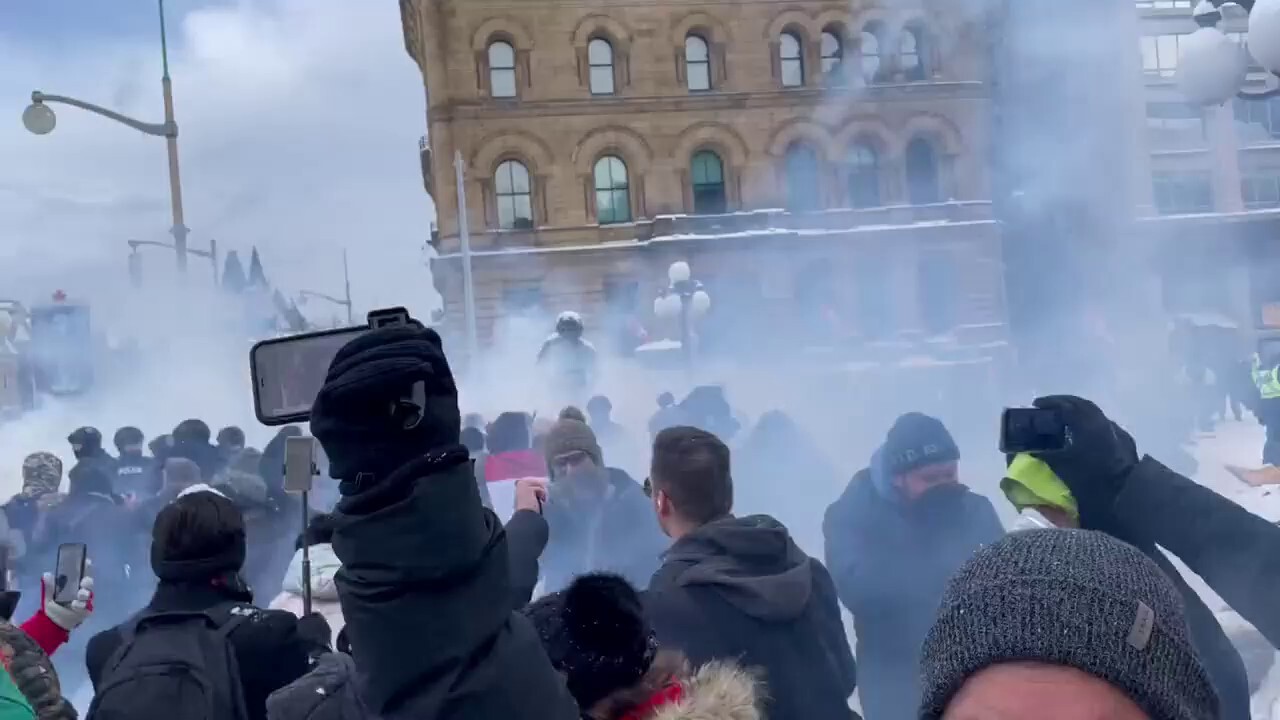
[1255,354,1280,399]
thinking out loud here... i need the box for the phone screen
[999,408,1069,455]
[54,543,87,605]
[250,327,367,426]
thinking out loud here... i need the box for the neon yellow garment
[1255,354,1280,400]
[1000,453,1079,523]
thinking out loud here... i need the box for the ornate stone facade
[402,0,1006,356]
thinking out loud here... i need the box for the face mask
[911,482,968,517]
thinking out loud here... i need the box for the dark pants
[1261,398,1280,465]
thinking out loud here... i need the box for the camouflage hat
[20,454,62,497]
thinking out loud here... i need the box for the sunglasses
[551,450,592,474]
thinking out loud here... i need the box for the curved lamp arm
[31,91,176,138]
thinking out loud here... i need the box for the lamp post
[23,0,189,272]
[297,250,355,325]
[127,238,217,286]
[1178,0,1280,104]
[653,261,712,369]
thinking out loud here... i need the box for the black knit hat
[883,412,960,476]
[920,528,1218,720]
[523,574,658,711]
[151,490,247,582]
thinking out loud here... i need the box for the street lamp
[22,0,190,272]
[127,238,217,286]
[1179,0,1280,104]
[296,250,354,325]
[654,260,712,368]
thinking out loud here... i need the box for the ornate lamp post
[653,261,712,369]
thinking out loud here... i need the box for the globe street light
[21,0,190,273]
[655,261,711,369]
[1179,0,1280,104]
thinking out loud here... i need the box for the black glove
[1031,395,1139,526]
[311,325,462,485]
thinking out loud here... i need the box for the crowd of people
[0,321,1277,719]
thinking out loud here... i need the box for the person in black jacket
[541,407,667,592]
[66,427,116,490]
[1030,395,1280,651]
[308,322,579,720]
[112,426,156,499]
[643,426,857,720]
[822,412,1003,720]
[86,488,327,720]
[170,419,225,481]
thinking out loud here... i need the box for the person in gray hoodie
[823,412,1004,720]
[643,426,857,720]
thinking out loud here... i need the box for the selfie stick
[284,436,318,617]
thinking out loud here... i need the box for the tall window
[686,35,712,91]
[1146,102,1207,151]
[846,144,880,208]
[1235,96,1280,143]
[1243,173,1280,209]
[821,30,844,75]
[691,151,727,214]
[594,156,631,224]
[1152,171,1213,214]
[1140,34,1183,78]
[494,160,533,230]
[785,144,821,211]
[488,41,517,98]
[906,138,941,205]
[859,25,883,82]
[588,38,615,95]
[900,26,926,81]
[780,32,805,87]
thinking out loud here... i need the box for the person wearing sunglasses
[539,407,667,594]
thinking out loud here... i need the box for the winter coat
[823,459,1004,720]
[504,509,550,609]
[86,582,325,720]
[329,454,579,720]
[592,651,762,720]
[270,543,345,648]
[168,439,225,481]
[476,449,546,524]
[0,668,32,720]
[0,619,76,720]
[542,467,668,592]
[1106,456,1280,650]
[644,515,857,720]
[265,651,372,720]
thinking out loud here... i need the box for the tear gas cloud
[0,0,1235,558]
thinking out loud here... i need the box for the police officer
[1253,349,1280,465]
[113,427,156,499]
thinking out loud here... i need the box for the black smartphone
[53,543,87,606]
[249,307,416,426]
[999,407,1070,455]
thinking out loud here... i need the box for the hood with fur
[650,662,761,720]
[281,542,341,601]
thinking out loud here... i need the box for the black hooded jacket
[330,454,579,720]
[644,514,857,720]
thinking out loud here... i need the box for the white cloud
[0,0,437,319]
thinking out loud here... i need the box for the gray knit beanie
[543,407,604,471]
[919,528,1218,720]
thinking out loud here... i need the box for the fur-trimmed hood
[650,662,762,720]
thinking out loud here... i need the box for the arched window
[494,160,533,230]
[686,34,712,92]
[906,138,941,205]
[588,38,616,95]
[691,150,727,214]
[784,144,821,211]
[594,155,631,224]
[488,41,517,98]
[846,144,880,208]
[821,30,844,75]
[780,32,805,88]
[901,26,926,81]
[859,25,883,83]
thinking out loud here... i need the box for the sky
[0,0,439,320]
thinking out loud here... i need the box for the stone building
[401,0,1007,359]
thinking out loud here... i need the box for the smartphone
[283,436,316,494]
[53,543,87,606]
[249,307,415,425]
[999,407,1070,455]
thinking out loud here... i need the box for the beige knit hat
[543,407,604,471]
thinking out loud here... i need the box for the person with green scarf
[1002,449,1251,720]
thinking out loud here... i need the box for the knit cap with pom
[522,573,659,710]
[543,406,603,470]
